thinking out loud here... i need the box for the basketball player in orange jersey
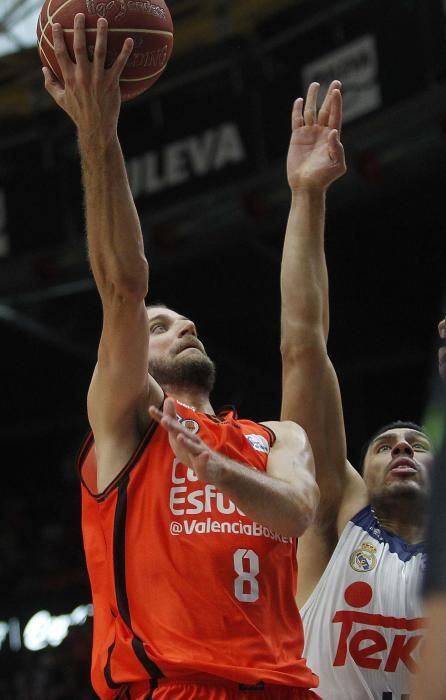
[280,81,434,699]
[42,14,321,700]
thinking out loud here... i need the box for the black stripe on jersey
[104,641,121,690]
[114,476,131,627]
[145,678,158,699]
[113,475,164,681]
[78,396,163,502]
[258,423,276,448]
[214,405,237,421]
[131,637,164,679]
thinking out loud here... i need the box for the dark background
[0,0,445,696]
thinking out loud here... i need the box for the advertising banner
[302,35,381,124]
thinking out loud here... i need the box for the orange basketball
[37,0,173,101]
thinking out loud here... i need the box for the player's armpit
[87,297,164,491]
[281,341,348,523]
[335,461,368,536]
[296,525,338,607]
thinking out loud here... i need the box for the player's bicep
[281,342,348,513]
[87,297,160,438]
[265,421,319,515]
[336,461,368,536]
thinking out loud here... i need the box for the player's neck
[164,384,214,415]
[371,502,425,544]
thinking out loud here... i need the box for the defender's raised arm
[280,82,367,600]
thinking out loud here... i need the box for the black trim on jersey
[212,407,276,448]
[131,637,164,679]
[113,475,164,681]
[258,423,276,448]
[216,405,238,420]
[104,641,121,690]
[78,396,164,502]
[147,678,158,699]
[114,476,131,627]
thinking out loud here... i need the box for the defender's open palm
[149,399,215,482]
[42,13,133,141]
[287,81,346,193]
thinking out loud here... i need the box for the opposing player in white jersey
[280,81,434,699]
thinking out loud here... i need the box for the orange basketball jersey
[79,399,318,699]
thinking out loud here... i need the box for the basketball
[37,0,174,101]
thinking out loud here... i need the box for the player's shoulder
[262,419,308,445]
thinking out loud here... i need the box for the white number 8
[233,549,259,603]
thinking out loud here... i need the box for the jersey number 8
[233,549,259,603]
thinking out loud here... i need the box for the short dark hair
[359,420,429,472]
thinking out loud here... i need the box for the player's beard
[149,351,216,394]
[370,482,429,522]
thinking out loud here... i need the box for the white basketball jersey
[301,506,427,700]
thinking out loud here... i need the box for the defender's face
[363,428,433,502]
[147,307,207,363]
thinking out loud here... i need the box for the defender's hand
[149,398,220,482]
[42,13,133,142]
[287,80,347,194]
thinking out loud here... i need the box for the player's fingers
[438,318,446,338]
[163,397,177,419]
[328,88,343,133]
[72,13,89,70]
[177,433,203,455]
[318,80,341,126]
[93,17,108,72]
[158,411,189,435]
[303,82,319,126]
[110,36,134,81]
[328,130,346,169]
[150,412,178,435]
[163,419,202,446]
[194,452,209,473]
[291,98,304,131]
[148,405,162,419]
[42,66,65,102]
[52,23,73,76]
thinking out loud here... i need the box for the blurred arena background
[0,0,445,697]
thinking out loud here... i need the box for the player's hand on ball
[287,80,347,193]
[149,399,218,482]
[43,13,133,140]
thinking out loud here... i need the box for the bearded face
[147,307,216,394]
[362,428,433,512]
[149,343,216,393]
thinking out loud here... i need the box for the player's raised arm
[280,83,366,551]
[43,15,163,490]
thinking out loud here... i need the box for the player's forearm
[281,189,329,350]
[211,456,318,538]
[79,133,148,300]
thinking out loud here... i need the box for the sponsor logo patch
[246,434,269,454]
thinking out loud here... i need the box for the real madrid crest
[349,541,377,573]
